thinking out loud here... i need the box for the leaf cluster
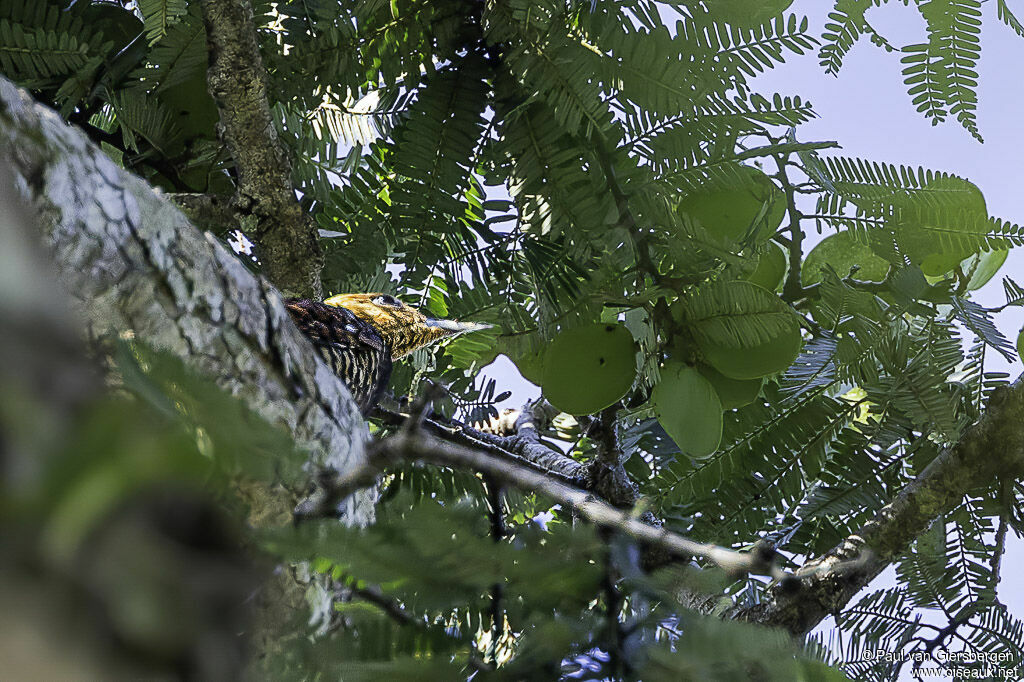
[7,0,1024,678]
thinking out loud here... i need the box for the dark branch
[341,581,418,628]
[585,405,641,510]
[297,425,781,579]
[166,192,236,234]
[200,0,323,297]
[775,149,804,302]
[373,401,587,485]
[485,477,506,663]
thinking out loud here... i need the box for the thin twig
[200,0,323,297]
[775,148,804,303]
[339,579,495,674]
[299,428,782,578]
[485,477,506,663]
[344,582,418,627]
[990,480,1010,593]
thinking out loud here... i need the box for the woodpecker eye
[373,295,402,307]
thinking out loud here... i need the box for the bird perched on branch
[286,294,489,413]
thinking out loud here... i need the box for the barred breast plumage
[285,298,392,412]
[285,294,489,414]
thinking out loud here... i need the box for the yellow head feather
[322,293,489,358]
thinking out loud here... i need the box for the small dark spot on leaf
[605,325,615,332]
[598,357,606,365]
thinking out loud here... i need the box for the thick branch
[736,378,1024,635]
[585,406,642,509]
[1,77,366,498]
[200,0,323,297]
[0,75,369,663]
[166,192,236,233]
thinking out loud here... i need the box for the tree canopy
[3,0,1024,679]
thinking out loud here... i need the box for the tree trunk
[0,75,372,667]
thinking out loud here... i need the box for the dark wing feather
[285,299,392,413]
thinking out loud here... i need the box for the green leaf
[698,364,763,410]
[803,230,890,286]
[542,323,637,415]
[138,0,188,46]
[653,362,723,458]
[963,249,1008,291]
[677,164,785,247]
[902,0,984,141]
[710,0,796,29]
[682,280,803,379]
[744,241,787,290]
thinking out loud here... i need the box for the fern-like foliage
[388,55,489,235]
[950,297,1017,362]
[820,0,892,75]
[133,4,205,93]
[138,0,187,46]
[809,156,1024,263]
[999,0,1024,37]
[0,0,118,96]
[8,1,1024,678]
[820,0,1024,139]
[912,0,984,140]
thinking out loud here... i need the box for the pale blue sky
[749,2,1024,671]
[479,1,1024,672]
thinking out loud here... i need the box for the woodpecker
[286,294,489,413]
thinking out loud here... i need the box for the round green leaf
[701,329,802,380]
[683,280,803,380]
[898,176,988,276]
[745,242,787,291]
[963,250,1008,291]
[802,231,889,286]
[1017,329,1024,362]
[920,251,970,278]
[513,349,545,386]
[698,364,763,409]
[678,165,785,246]
[652,362,723,458]
[541,323,637,415]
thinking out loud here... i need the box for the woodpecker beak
[424,318,493,336]
[389,317,490,359]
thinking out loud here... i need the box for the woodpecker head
[323,293,490,359]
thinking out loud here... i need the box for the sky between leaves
[470,1,1024,665]
[751,3,1024,670]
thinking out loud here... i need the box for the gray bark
[0,75,372,660]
